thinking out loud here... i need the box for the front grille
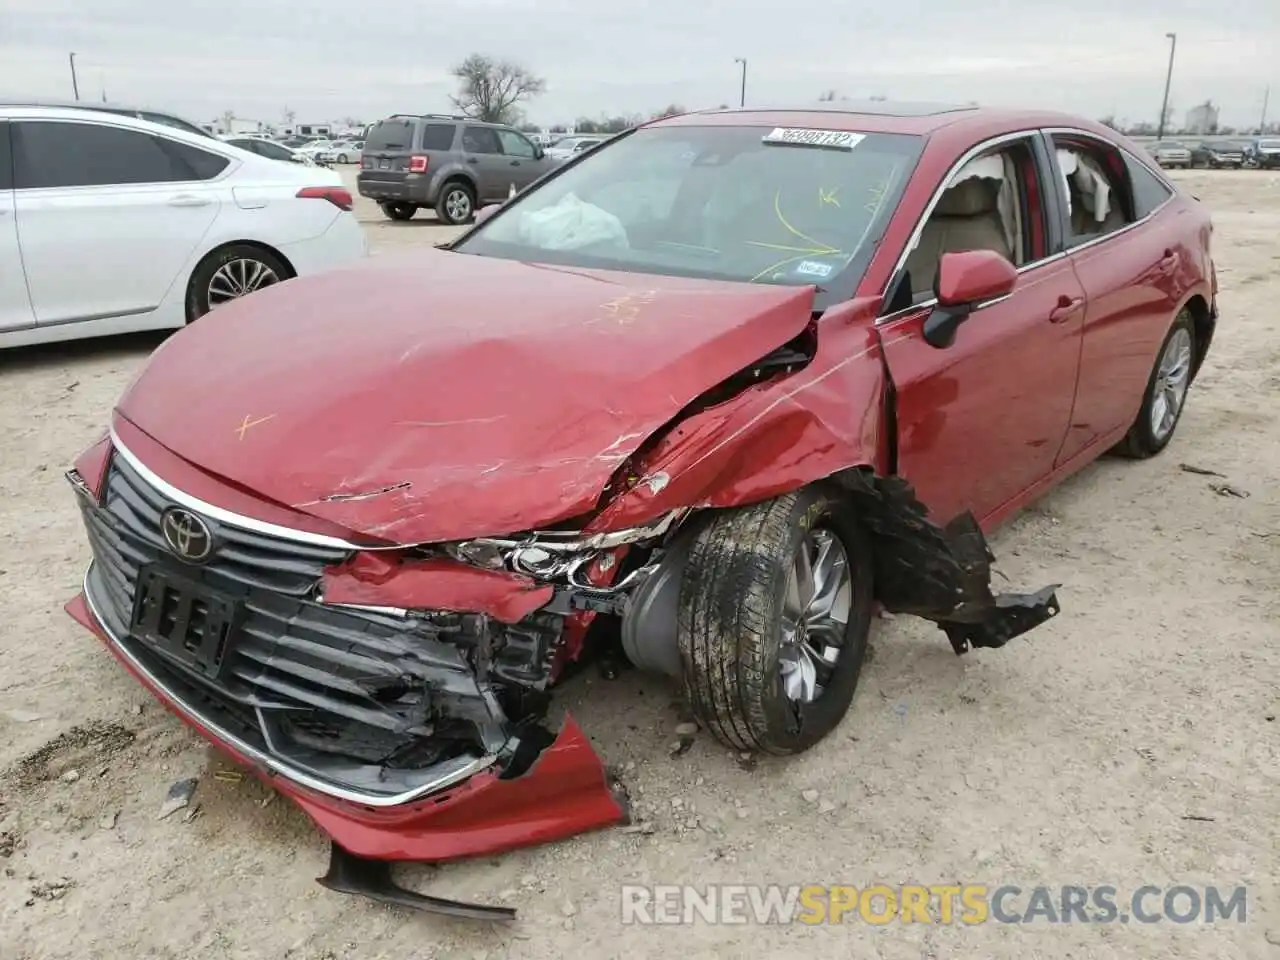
[77,453,507,800]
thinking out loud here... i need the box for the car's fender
[586,297,889,532]
[428,162,478,201]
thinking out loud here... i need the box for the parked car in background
[1189,139,1245,168]
[63,102,1216,913]
[545,135,605,160]
[329,140,364,164]
[281,135,320,149]
[0,104,368,350]
[224,135,318,166]
[1243,137,1280,168]
[1146,139,1191,168]
[357,114,555,224]
[295,139,338,162]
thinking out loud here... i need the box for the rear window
[419,123,456,151]
[364,120,414,151]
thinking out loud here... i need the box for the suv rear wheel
[379,201,418,221]
[436,180,476,225]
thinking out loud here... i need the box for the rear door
[460,126,508,201]
[878,132,1085,527]
[359,118,416,181]
[1045,130,1184,465]
[12,118,225,326]
[0,121,36,332]
[495,128,553,191]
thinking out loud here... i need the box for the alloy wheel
[778,528,853,703]
[208,258,280,308]
[1149,326,1193,441]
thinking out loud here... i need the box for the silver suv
[356,114,556,224]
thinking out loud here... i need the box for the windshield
[454,124,923,307]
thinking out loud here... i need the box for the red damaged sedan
[66,101,1216,917]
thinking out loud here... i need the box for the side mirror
[533,145,545,160]
[473,204,500,226]
[922,250,1018,348]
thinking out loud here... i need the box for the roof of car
[0,97,197,120]
[649,100,1106,137]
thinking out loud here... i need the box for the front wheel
[186,245,289,321]
[1113,310,1197,458]
[677,486,874,755]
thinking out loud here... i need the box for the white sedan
[0,106,369,350]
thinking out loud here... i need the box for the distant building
[1185,102,1219,135]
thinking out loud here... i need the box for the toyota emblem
[160,507,214,563]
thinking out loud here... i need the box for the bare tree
[819,89,838,101]
[449,54,546,124]
[650,104,686,120]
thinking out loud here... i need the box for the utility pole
[733,58,747,108]
[68,52,80,100]
[1262,85,1270,133]
[1156,32,1176,140]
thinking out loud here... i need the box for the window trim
[1040,126,1176,258]
[878,128,1067,324]
[11,116,238,191]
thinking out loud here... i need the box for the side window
[496,129,535,158]
[461,127,502,155]
[13,121,228,188]
[418,123,455,151]
[0,122,11,190]
[1124,154,1174,219]
[1050,135,1135,244]
[896,138,1046,307]
[259,142,293,161]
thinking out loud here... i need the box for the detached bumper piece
[318,843,516,921]
[838,471,1061,653]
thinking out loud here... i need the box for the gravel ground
[0,169,1276,960]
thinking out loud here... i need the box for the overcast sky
[2,0,1274,130]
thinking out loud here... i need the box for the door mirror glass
[935,249,1017,307]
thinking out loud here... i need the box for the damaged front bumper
[65,452,629,917]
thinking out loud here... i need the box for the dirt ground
[1,169,1276,960]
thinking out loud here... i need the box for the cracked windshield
[456,126,922,297]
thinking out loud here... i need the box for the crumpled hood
[117,249,815,543]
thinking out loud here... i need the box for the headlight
[444,510,686,583]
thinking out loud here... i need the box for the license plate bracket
[130,566,242,679]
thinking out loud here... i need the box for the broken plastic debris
[157,777,198,820]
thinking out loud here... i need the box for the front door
[0,121,36,332]
[495,129,552,193]
[878,133,1085,527]
[12,119,221,326]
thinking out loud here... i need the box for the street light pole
[68,51,80,100]
[1156,32,1176,140]
[733,58,747,107]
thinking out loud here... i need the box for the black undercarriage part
[317,842,517,920]
[836,469,1061,653]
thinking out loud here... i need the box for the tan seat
[904,177,1011,300]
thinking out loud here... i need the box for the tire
[435,179,476,225]
[1113,310,1197,459]
[379,202,417,221]
[336,153,348,164]
[185,244,290,322]
[677,485,874,755]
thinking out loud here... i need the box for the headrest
[936,177,999,216]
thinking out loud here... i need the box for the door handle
[168,195,212,207]
[1158,249,1180,273]
[466,157,479,164]
[1048,295,1084,324]
[509,160,521,166]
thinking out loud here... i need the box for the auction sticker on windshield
[762,128,865,150]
